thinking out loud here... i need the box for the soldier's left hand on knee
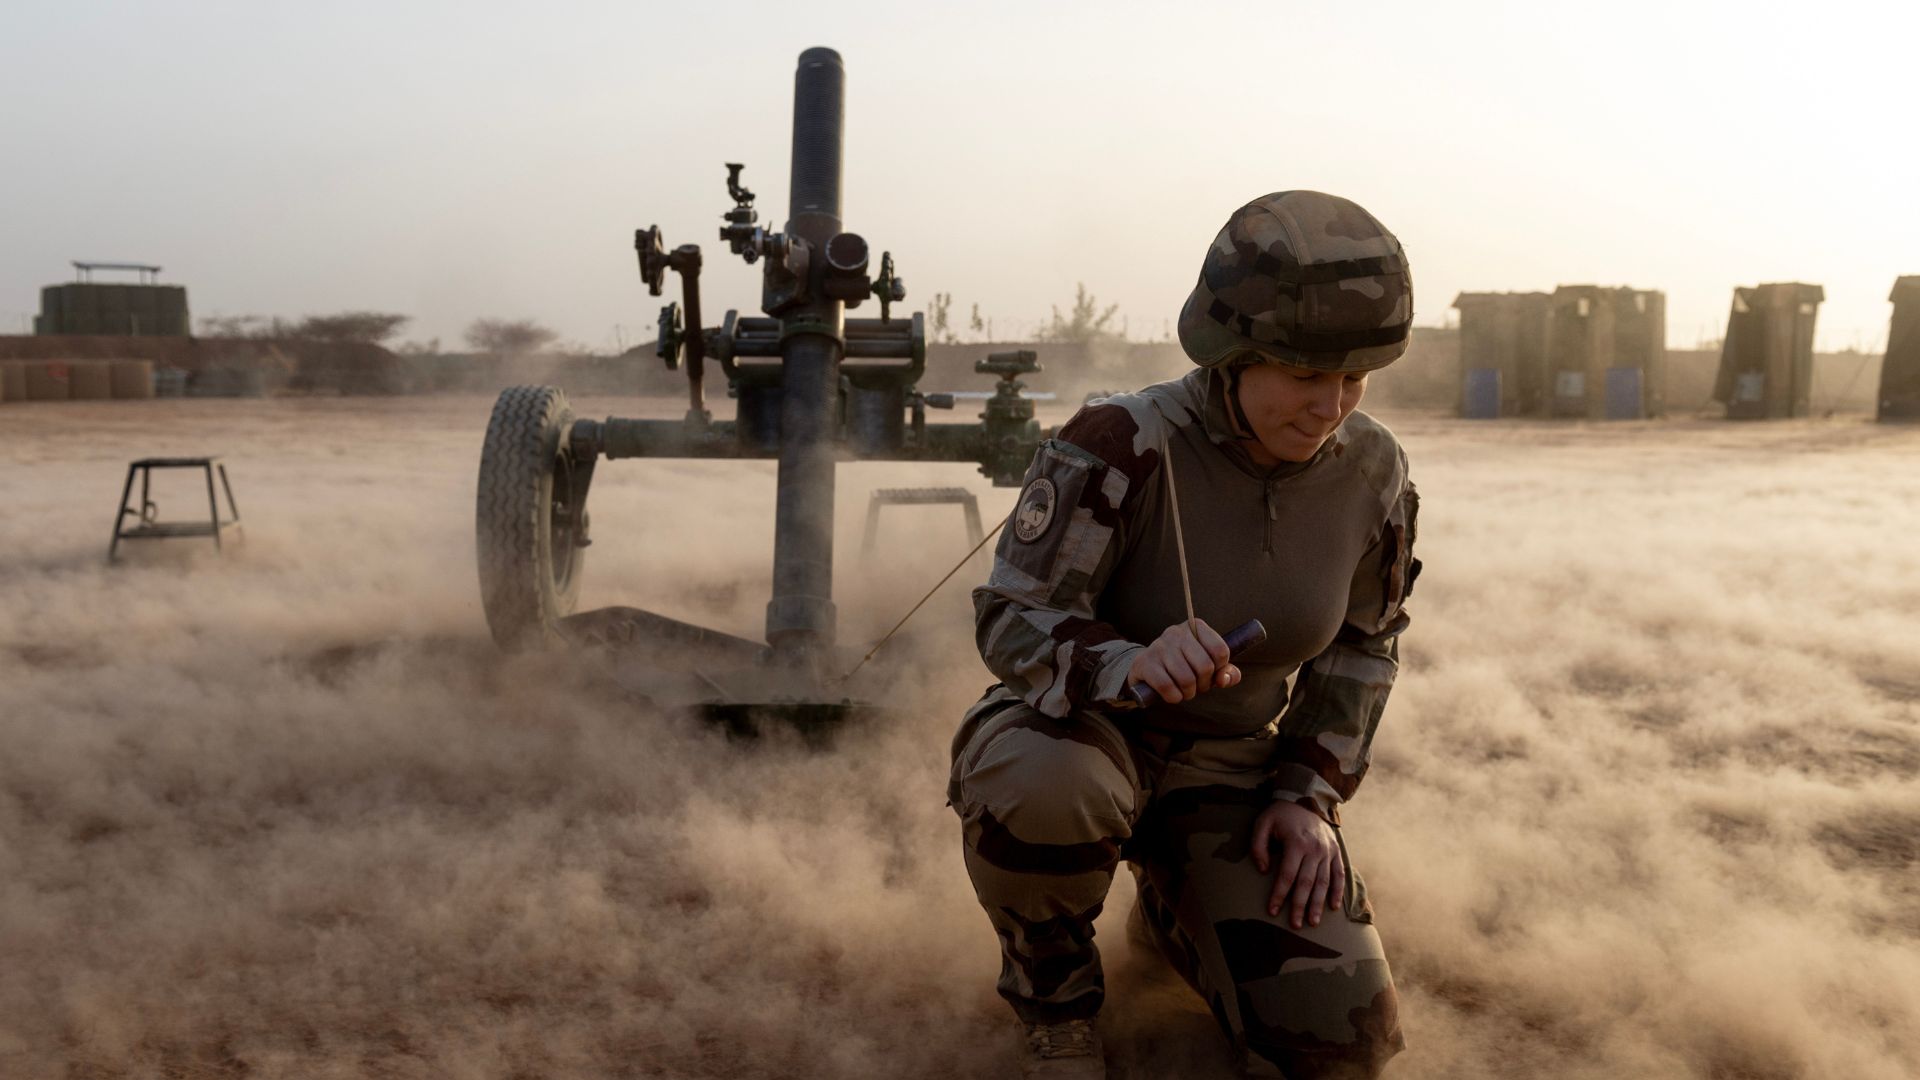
[1249,801,1346,930]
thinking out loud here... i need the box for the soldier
[951,191,1420,1078]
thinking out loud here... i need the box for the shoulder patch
[1013,477,1058,543]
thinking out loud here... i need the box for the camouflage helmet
[1177,191,1413,372]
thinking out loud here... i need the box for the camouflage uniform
[950,362,1419,1077]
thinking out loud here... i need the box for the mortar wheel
[477,385,590,647]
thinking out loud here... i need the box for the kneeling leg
[950,702,1141,1023]
[1131,784,1404,1078]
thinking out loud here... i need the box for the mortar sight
[719,163,766,261]
[976,350,1040,379]
[472,47,1058,726]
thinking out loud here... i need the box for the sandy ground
[2,393,1918,1079]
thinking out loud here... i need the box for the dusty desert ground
[2,393,1918,1079]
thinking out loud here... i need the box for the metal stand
[108,457,243,562]
[861,487,984,555]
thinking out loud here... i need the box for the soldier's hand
[1126,619,1240,705]
[1250,801,1346,930]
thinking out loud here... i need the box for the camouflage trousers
[949,691,1406,1078]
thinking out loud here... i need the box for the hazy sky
[2,1,1913,353]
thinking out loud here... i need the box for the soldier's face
[1235,361,1368,463]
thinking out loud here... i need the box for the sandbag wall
[0,360,156,404]
[1,362,26,403]
[111,360,157,399]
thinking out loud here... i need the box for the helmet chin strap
[1222,365,1333,473]
[1224,365,1258,440]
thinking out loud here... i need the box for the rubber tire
[477,385,584,647]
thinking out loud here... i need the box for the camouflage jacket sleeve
[1271,480,1420,825]
[971,407,1156,719]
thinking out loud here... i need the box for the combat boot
[1018,1018,1105,1077]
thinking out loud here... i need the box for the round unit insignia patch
[1013,478,1057,543]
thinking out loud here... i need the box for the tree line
[927,283,1138,345]
[196,312,565,358]
[198,283,1163,357]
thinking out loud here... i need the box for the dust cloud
[1,396,1917,1078]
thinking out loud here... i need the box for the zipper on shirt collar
[1263,481,1277,553]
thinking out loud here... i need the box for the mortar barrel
[768,334,841,657]
[767,46,850,660]
[788,46,844,232]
